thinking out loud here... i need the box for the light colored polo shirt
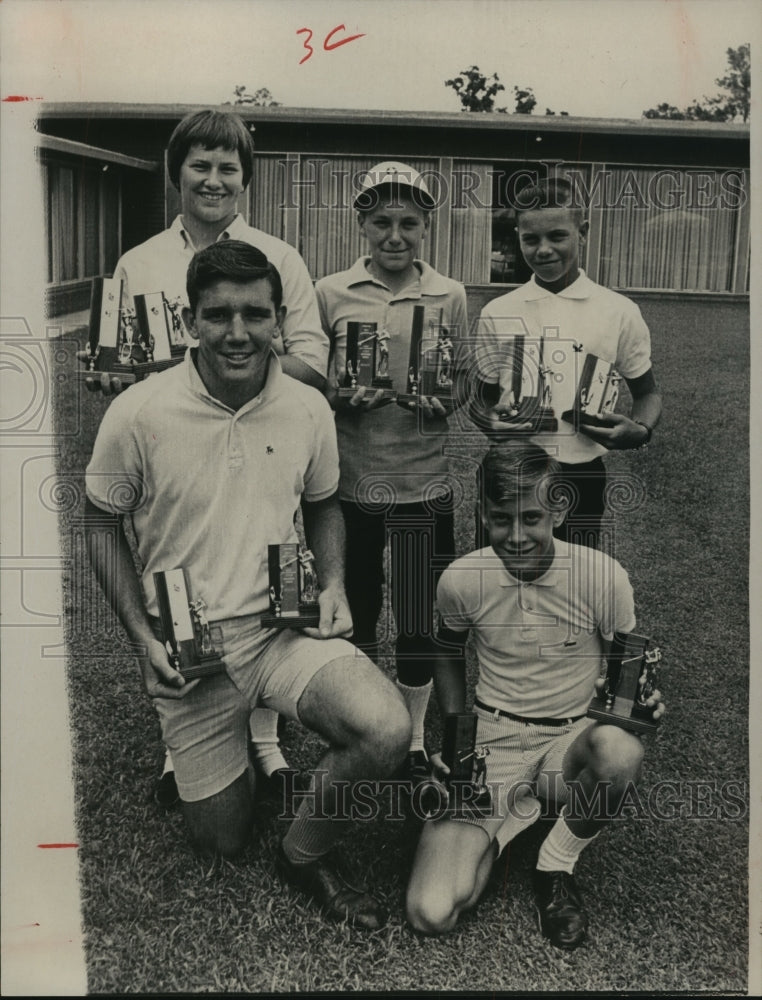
[437,541,636,718]
[114,214,328,378]
[315,257,468,505]
[85,349,339,620]
[475,271,652,464]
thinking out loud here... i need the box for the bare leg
[406,819,497,935]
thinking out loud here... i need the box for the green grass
[54,297,749,993]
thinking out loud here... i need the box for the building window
[597,166,748,292]
[44,156,121,284]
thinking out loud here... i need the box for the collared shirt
[475,271,653,464]
[315,257,468,504]
[85,349,339,620]
[437,541,636,718]
[113,214,328,377]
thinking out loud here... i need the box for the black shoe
[278,848,388,930]
[154,770,180,810]
[533,869,588,950]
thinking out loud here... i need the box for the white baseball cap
[353,160,436,211]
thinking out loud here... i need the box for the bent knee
[364,697,411,771]
[587,724,645,779]
[406,889,459,936]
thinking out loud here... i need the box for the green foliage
[643,44,750,122]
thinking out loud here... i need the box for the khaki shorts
[152,614,358,802]
[452,704,594,851]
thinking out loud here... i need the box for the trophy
[261,543,321,629]
[497,336,557,431]
[153,568,226,680]
[587,631,662,735]
[562,353,622,428]
[132,292,187,378]
[78,277,140,385]
[441,713,493,817]
[397,306,457,411]
[338,321,395,400]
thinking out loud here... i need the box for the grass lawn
[53,296,749,993]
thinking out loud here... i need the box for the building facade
[38,104,750,317]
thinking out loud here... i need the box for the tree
[228,85,281,107]
[445,66,507,112]
[643,44,749,123]
[445,67,567,115]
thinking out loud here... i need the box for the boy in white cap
[315,162,468,786]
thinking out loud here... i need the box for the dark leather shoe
[154,770,179,810]
[533,869,588,950]
[279,848,388,930]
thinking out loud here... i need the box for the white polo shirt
[86,349,339,620]
[114,214,329,378]
[475,271,653,464]
[437,541,636,718]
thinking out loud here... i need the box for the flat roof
[38,102,749,143]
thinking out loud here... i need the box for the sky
[0,0,758,120]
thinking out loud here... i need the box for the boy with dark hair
[86,108,329,801]
[315,162,468,785]
[85,241,410,929]
[471,177,662,547]
[406,441,664,949]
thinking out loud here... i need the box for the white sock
[249,708,288,776]
[396,680,432,753]
[536,810,598,874]
[162,748,174,776]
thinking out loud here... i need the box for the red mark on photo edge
[297,25,365,64]
[37,842,79,849]
[2,95,43,102]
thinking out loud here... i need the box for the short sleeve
[473,301,528,383]
[278,248,330,378]
[302,393,341,502]
[436,567,472,633]
[85,395,146,515]
[600,558,637,639]
[449,283,469,371]
[614,299,652,381]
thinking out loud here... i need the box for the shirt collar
[182,344,283,412]
[490,546,562,588]
[345,256,450,298]
[172,212,246,251]
[520,269,594,302]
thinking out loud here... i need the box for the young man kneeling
[406,442,664,949]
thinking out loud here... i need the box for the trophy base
[587,700,658,735]
[132,355,185,381]
[337,385,396,400]
[261,606,321,630]
[561,409,610,428]
[445,781,494,819]
[77,365,138,385]
[499,406,557,433]
[181,654,227,681]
